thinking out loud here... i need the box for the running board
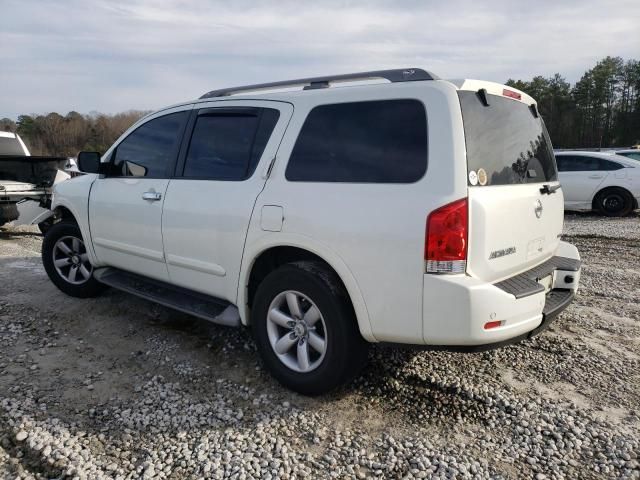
[93,268,241,327]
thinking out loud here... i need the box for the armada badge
[489,247,517,260]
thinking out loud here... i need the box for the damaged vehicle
[0,131,70,233]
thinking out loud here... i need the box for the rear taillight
[425,198,468,274]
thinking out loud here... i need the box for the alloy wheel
[52,235,93,285]
[266,290,327,373]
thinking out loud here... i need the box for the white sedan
[555,151,640,216]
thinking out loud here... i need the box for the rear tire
[594,187,634,217]
[42,221,106,298]
[252,261,369,395]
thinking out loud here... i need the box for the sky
[1,0,639,120]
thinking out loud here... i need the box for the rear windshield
[0,136,26,156]
[458,91,557,186]
[618,151,640,161]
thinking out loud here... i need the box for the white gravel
[563,211,640,239]
[0,217,639,479]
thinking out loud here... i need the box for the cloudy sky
[1,0,639,119]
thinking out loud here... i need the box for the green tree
[0,118,16,132]
[509,56,638,148]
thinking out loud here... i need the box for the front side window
[183,108,279,180]
[111,111,188,177]
[285,99,428,183]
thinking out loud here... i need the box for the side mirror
[77,151,102,174]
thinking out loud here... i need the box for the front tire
[38,219,53,235]
[594,187,634,217]
[42,221,106,298]
[252,261,369,395]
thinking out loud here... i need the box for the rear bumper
[424,289,575,353]
[421,240,580,348]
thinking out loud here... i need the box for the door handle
[588,175,603,179]
[142,191,162,201]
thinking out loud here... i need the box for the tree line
[0,111,147,156]
[1,56,638,156]
[506,56,639,148]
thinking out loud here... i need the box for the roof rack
[199,68,438,99]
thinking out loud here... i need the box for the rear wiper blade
[477,88,490,107]
[540,184,561,195]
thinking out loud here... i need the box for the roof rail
[199,68,438,99]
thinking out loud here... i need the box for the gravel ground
[0,214,638,479]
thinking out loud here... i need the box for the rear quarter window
[285,99,428,183]
[598,159,624,171]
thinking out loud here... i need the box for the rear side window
[183,108,279,180]
[286,100,427,183]
[112,112,188,177]
[459,91,557,186]
[599,159,625,171]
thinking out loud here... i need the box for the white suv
[42,69,581,394]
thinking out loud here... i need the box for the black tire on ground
[38,219,53,235]
[593,187,634,217]
[42,221,107,298]
[251,261,369,395]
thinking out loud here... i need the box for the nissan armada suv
[41,69,581,394]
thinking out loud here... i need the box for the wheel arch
[238,236,376,342]
[52,205,77,222]
[50,198,100,265]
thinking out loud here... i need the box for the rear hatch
[458,85,563,283]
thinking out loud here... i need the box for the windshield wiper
[540,184,561,195]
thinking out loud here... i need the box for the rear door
[458,89,563,283]
[556,155,611,209]
[89,108,190,281]
[161,100,293,303]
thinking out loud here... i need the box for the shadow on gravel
[346,346,506,427]
[564,210,640,219]
[0,228,42,240]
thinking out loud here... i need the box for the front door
[89,108,190,281]
[161,101,293,302]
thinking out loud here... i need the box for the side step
[93,268,241,327]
